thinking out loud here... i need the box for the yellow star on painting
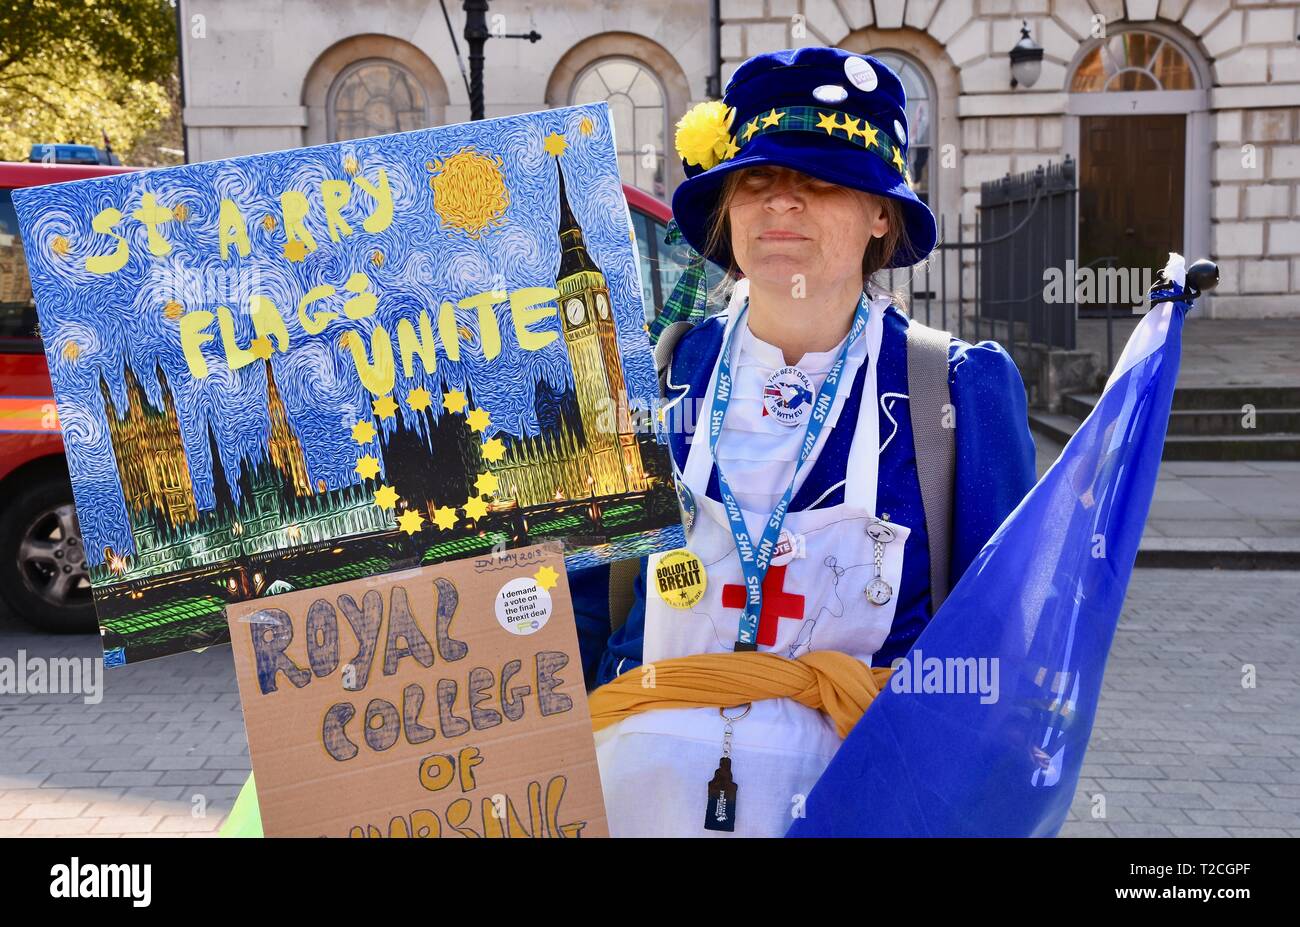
[721,136,740,160]
[578,116,594,136]
[481,437,506,462]
[892,148,907,174]
[283,239,308,262]
[397,508,424,535]
[250,337,274,360]
[463,495,489,519]
[443,389,468,414]
[431,505,458,530]
[815,111,840,135]
[354,455,380,480]
[760,108,786,128]
[372,395,398,420]
[543,132,568,157]
[861,122,880,148]
[466,407,491,433]
[742,119,760,141]
[351,419,376,444]
[533,565,559,591]
[373,484,398,509]
[407,387,432,412]
[474,471,499,496]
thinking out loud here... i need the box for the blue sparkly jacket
[570,303,1036,689]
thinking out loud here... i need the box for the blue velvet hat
[670,46,938,270]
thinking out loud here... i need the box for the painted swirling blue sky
[12,103,655,566]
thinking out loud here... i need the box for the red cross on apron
[720,563,806,647]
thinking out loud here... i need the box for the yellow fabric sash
[588,650,894,739]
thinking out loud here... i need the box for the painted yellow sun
[172,203,189,222]
[163,300,184,320]
[50,236,70,256]
[62,341,81,362]
[426,146,510,239]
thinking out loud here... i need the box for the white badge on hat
[894,119,907,146]
[763,366,816,427]
[812,83,848,104]
[843,56,878,92]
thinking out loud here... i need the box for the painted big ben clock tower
[551,150,646,497]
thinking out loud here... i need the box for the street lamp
[462,0,543,120]
[1009,20,1044,89]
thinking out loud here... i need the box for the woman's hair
[701,168,925,310]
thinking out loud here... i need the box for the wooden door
[1079,114,1185,308]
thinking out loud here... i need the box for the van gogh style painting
[12,103,683,665]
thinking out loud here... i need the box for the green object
[647,220,709,343]
[219,772,263,838]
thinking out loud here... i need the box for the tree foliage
[0,0,178,162]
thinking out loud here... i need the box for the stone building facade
[180,0,1299,318]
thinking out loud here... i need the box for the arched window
[571,58,668,198]
[872,52,934,209]
[1070,31,1195,92]
[328,59,430,142]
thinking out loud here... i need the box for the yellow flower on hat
[674,100,737,170]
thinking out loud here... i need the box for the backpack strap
[905,318,956,614]
[608,558,641,632]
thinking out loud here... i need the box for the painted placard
[11,102,683,664]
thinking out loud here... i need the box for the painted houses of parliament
[485,154,649,508]
[94,361,390,584]
[90,151,653,582]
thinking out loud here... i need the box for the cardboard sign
[226,542,607,838]
[11,102,684,665]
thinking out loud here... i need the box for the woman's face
[726,165,889,289]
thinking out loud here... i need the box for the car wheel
[0,472,97,634]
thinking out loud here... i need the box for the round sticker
[812,83,848,104]
[763,366,816,427]
[654,549,707,609]
[495,577,553,635]
[894,119,907,146]
[770,528,801,567]
[676,478,697,533]
[844,56,878,92]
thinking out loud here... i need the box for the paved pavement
[1078,316,1300,389]
[1034,430,1300,568]
[2,559,1297,837]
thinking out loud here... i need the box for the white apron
[594,290,912,837]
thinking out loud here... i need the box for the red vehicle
[0,163,707,633]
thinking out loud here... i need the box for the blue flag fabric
[789,254,1195,837]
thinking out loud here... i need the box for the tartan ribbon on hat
[647,219,709,343]
[675,101,912,188]
[733,105,912,184]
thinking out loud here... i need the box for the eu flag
[789,254,1205,837]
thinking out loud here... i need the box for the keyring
[719,702,752,722]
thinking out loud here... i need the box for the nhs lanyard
[708,292,871,649]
